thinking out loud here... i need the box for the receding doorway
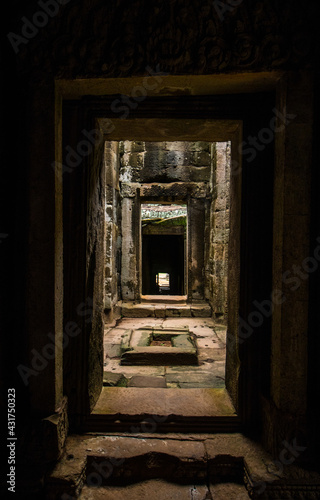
[141,203,187,296]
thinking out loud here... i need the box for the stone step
[79,481,251,499]
[92,387,236,418]
[141,294,188,303]
[46,433,277,499]
[120,301,212,318]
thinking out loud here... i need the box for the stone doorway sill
[83,387,240,433]
[141,295,187,303]
[119,300,212,318]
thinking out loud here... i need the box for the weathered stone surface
[104,343,121,358]
[79,482,210,499]
[129,328,153,346]
[47,432,320,500]
[209,483,250,499]
[103,372,126,387]
[128,375,167,388]
[121,302,211,318]
[166,372,222,389]
[121,346,198,366]
[166,305,192,317]
[205,434,276,486]
[119,330,132,353]
[172,334,195,348]
[154,305,166,318]
[121,303,155,317]
[191,304,212,317]
[92,388,236,417]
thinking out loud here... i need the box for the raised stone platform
[120,326,198,365]
[120,300,212,318]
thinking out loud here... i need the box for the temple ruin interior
[1,0,320,498]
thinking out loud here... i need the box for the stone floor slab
[179,378,225,389]
[116,318,164,329]
[104,343,121,358]
[103,372,126,387]
[198,347,226,361]
[92,387,236,417]
[128,375,167,388]
[105,359,166,376]
[209,483,250,499]
[166,372,224,388]
[194,336,220,348]
[79,482,210,499]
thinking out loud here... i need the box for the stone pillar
[271,72,313,416]
[188,198,205,300]
[104,141,120,311]
[24,81,63,415]
[121,196,137,301]
[210,142,230,316]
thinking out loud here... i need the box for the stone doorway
[104,139,231,313]
[94,133,238,429]
[102,139,232,397]
[141,203,187,296]
[63,104,245,432]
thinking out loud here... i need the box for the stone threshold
[46,433,320,499]
[81,387,240,433]
[141,294,188,303]
[119,300,212,318]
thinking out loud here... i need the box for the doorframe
[139,199,188,298]
[58,75,281,433]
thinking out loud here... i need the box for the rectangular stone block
[188,141,211,152]
[190,151,211,166]
[154,306,166,318]
[121,303,155,318]
[191,304,212,317]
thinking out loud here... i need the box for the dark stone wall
[9,0,319,79]
[86,140,105,411]
[104,141,121,317]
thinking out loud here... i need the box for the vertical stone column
[210,142,230,316]
[104,141,120,311]
[225,128,242,411]
[24,81,63,415]
[121,196,137,301]
[271,72,313,417]
[188,198,205,300]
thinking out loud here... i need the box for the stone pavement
[79,481,250,499]
[104,317,226,389]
